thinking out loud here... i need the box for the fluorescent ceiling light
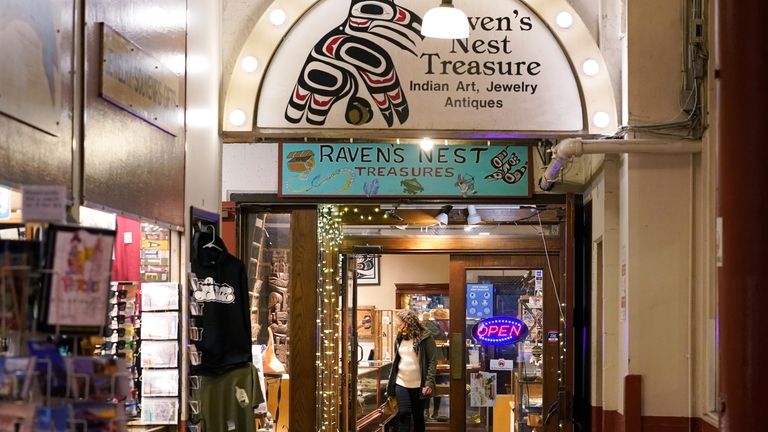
[421,0,470,39]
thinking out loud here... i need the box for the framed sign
[280,143,531,197]
[356,255,380,286]
[356,306,376,340]
[42,224,116,329]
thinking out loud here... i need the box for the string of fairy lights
[316,205,344,431]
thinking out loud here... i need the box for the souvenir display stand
[0,226,139,431]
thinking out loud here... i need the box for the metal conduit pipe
[538,138,702,191]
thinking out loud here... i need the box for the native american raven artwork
[285,0,423,127]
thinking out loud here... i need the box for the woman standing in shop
[386,310,437,432]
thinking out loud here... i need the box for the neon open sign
[471,317,529,346]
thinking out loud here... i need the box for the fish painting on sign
[356,255,380,285]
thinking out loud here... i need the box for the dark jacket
[190,231,252,374]
[386,330,437,397]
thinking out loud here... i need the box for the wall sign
[100,24,182,136]
[279,143,530,197]
[21,185,66,223]
[471,317,528,346]
[257,0,583,132]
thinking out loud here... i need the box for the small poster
[466,284,493,319]
[21,185,66,223]
[490,359,514,371]
[45,225,115,327]
[140,223,170,282]
[470,372,497,407]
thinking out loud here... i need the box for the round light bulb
[593,111,610,128]
[419,138,435,151]
[555,12,573,29]
[420,137,434,151]
[229,109,247,126]
[582,59,600,76]
[241,56,258,73]
[270,9,287,26]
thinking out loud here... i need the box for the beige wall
[358,254,450,310]
[585,155,621,412]
[584,0,716,421]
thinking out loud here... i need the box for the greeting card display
[41,225,116,329]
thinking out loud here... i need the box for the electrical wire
[537,212,565,323]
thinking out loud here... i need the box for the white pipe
[539,138,702,191]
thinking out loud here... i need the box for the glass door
[448,256,561,432]
[463,269,544,432]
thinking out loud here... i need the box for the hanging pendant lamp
[420,0,470,39]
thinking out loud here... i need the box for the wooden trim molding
[604,410,623,432]
[624,375,642,432]
[591,406,603,432]
[693,417,719,432]
[289,209,318,432]
[591,406,719,432]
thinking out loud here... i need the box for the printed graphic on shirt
[193,277,236,303]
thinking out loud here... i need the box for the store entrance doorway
[340,205,566,432]
[451,256,560,432]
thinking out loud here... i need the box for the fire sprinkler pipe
[538,138,703,191]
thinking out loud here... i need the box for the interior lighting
[229,109,247,126]
[582,59,600,76]
[555,11,574,29]
[466,205,481,225]
[421,0,470,39]
[593,111,610,128]
[434,205,453,225]
[420,137,435,151]
[269,8,287,26]
[241,56,259,73]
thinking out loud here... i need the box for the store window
[243,210,292,431]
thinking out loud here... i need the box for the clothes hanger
[202,225,222,251]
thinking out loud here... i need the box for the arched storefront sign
[223,0,617,137]
[471,316,529,346]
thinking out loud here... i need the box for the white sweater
[395,339,421,388]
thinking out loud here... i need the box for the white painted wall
[221,143,279,199]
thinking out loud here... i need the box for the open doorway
[339,203,567,432]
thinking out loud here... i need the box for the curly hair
[396,309,425,340]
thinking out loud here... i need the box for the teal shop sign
[279,143,530,198]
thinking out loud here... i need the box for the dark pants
[395,385,426,432]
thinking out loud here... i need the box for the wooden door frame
[448,254,561,432]
[339,241,565,432]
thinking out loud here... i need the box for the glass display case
[356,360,393,430]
